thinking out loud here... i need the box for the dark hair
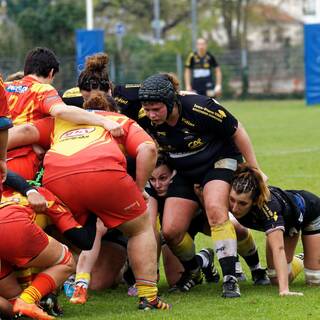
[24,47,59,77]
[139,73,180,117]
[83,91,117,112]
[78,53,110,92]
[231,163,270,208]
[155,152,171,170]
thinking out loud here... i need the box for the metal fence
[0,46,304,97]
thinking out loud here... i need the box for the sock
[170,232,199,271]
[211,220,237,277]
[136,279,158,302]
[20,273,56,304]
[235,255,243,274]
[237,230,261,271]
[196,252,210,269]
[75,272,91,289]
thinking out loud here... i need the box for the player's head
[78,53,111,102]
[229,164,270,218]
[149,153,175,197]
[196,38,208,54]
[139,73,179,123]
[24,47,60,79]
[83,90,117,112]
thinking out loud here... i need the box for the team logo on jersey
[181,117,195,127]
[188,137,203,149]
[60,127,96,140]
[6,85,28,94]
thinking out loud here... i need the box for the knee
[206,203,228,225]
[162,227,184,246]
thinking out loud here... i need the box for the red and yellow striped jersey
[33,111,154,184]
[0,186,80,232]
[5,75,63,125]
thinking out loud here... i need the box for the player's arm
[50,103,124,137]
[232,122,268,181]
[123,121,157,192]
[267,230,303,296]
[213,66,222,97]
[184,53,193,91]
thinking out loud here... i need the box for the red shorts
[44,170,147,228]
[0,207,49,267]
[0,181,2,201]
[7,147,40,180]
[0,260,12,279]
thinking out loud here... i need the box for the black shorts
[300,190,320,235]
[101,229,128,248]
[188,211,209,239]
[166,156,241,202]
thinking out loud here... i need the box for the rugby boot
[69,285,88,305]
[197,248,220,283]
[138,297,171,310]
[169,268,203,292]
[251,268,270,285]
[222,275,241,298]
[13,298,55,320]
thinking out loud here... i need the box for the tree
[6,0,85,55]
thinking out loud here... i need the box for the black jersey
[236,186,319,236]
[113,84,142,122]
[185,51,219,94]
[61,87,84,108]
[139,94,240,178]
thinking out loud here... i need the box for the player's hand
[96,217,108,235]
[103,119,124,137]
[0,159,7,183]
[279,290,303,296]
[27,191,47,213]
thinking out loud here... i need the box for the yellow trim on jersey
[30,83,55,93]
[62,87,81,98]
[138,107,146,119]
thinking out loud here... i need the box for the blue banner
[76,29,104,74]
[304,23,320,105]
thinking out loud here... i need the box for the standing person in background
[0,75,13,199]
[184,38,222,97]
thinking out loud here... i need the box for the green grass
[60,99,320,319]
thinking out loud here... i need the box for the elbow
[138,142,157,160]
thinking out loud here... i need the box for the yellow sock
[136,280,158,302]
[20,286,41,304]
[75,272,91,289]
[237,230,256,257]
[170,232,195,261]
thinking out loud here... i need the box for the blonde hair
[231,163,270,208]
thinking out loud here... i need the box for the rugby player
[138,73,267,297]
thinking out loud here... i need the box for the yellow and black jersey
[113,84,141,122]
[185,51,219,94]
[61,87,84,108]
[139,94,240,178]
[237,187,320,236]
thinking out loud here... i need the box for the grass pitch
[60,100,320,319]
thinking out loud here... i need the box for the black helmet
[139,74,176,116]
